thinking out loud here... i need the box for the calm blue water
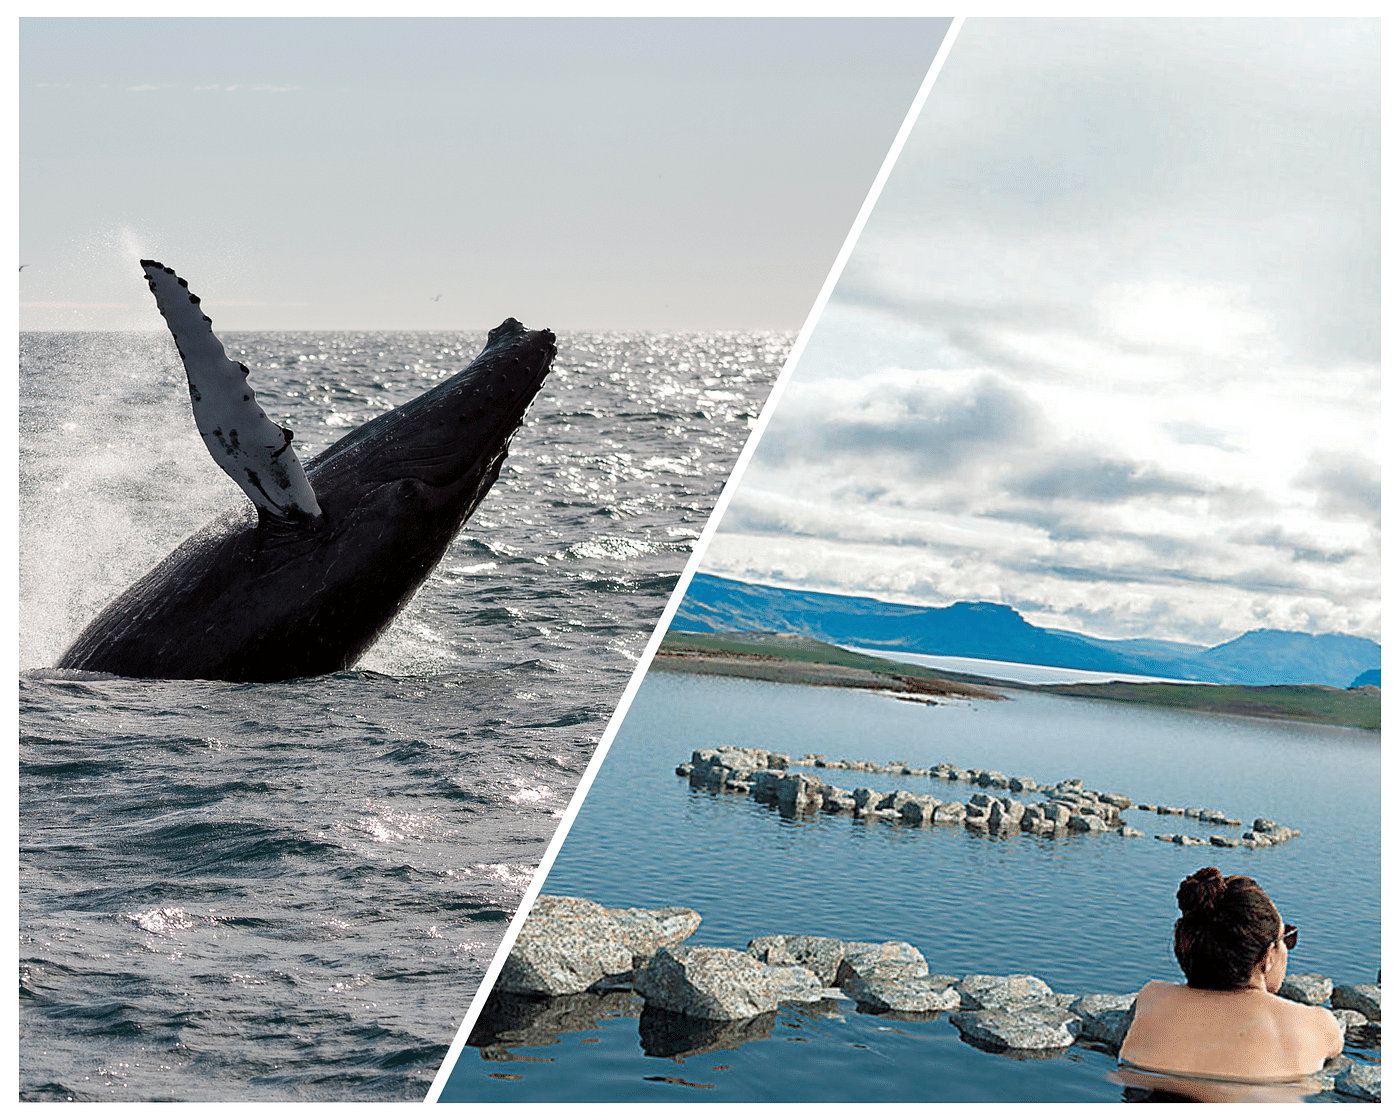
[444,670,1380,1102]
[18,329,784,1101]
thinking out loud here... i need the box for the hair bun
[1178,866,1228,914]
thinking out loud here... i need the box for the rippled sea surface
[17,328,785,1101]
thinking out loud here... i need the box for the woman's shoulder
[1273,995,1345,1050]
[1133,979,1179,1003]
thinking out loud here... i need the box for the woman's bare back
[1120,979,1342,1080]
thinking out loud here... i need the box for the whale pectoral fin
[141,259,324,526]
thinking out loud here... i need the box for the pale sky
[18,17,950,332]
[703,18,1381,647]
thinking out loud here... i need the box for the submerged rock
[1331,1008,1379,1048]
[765,963,825,1004]
[955,973,1055,1011]
[746,934,848,987]
[635,944,781,1021]
[1334,1061,1381,1102]
[846,973,961,1014]
[1070,993,1136,1050]
[498,895,701,996]
[1279,973,1333,1006]
[950,1006,1080,1053]
[1332,983,1381,1021]
[836,941,929,986]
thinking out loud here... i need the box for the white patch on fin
[141,259,323,526]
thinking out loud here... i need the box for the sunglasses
[1281,923,1298,950]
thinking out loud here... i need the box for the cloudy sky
[703,18,1380,647]
[18,17,947,331]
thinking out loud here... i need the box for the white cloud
[705,18,1378,645]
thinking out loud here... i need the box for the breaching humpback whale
[56,260,556,682]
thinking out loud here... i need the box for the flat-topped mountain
[674,573,1379,689]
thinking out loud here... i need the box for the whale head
[305,317,556,530]
[246,319,559,639]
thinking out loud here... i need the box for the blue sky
[703,18,1381,646]
[19,17,949,331]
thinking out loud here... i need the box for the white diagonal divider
[423,15,967,1103]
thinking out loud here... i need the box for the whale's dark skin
[56,317,556,682]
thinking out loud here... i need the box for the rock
[1156,805,1185,816]
[1040,802,1072,828]
[836,941,928,986]
[1332,983,1381,1021]
[1334,1062,1381,1102]
[496,896,634,995]
[1209,835,1242,847]
[749,769,783,803]
[1118,826,1144,838]
[776,772,824,814]
[900,794,940,826]
[1316,1053,1355,1093]
[1069,814,1108,833]
[928,800,964,825]
[964,803,990,829]
[956,973,1055,1010]
[1331,1008,1379,1047]
[1071,993,1136,1050]
[852,787,883,814]
[609,905,705,968]
[1279,973,1333,1006]
[846,974,961,1014]
[635,945,781,1021]
[1350,1021,1381,1049]
[766,964,824,1003]
[820,784,856,813]
[950,1005,1080,1053]
[747,934,848,987]
[1009,776,1038,793]
[988,799,1025,831]
[1099,792,1133,810]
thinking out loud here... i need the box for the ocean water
[17,328,786,1101]
[445,670,1380,1102]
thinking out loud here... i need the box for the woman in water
[1117,866,1342,1097]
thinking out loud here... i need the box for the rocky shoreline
[677,746,1302,849]
[475,895,1380,1101]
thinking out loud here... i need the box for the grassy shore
[652,631,1005,702]
[656,630,1380,731]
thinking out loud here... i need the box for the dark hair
[1173,867,1282,990]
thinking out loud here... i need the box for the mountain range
[672,573,1380,689]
